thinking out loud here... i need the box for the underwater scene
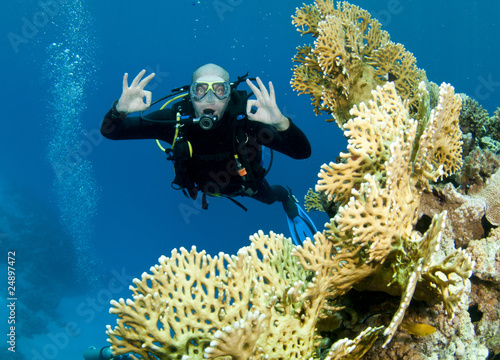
[1,0,499,359]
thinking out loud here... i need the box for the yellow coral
[381,212,448,346]
[293,227,374,302]
[290,46,331,115]
[313,15,347,83]
[317,82,412,205]
[314,81,471,345]
[291,3,322,36]
[317,81,462,210]
[107,232,325,359]
[291,1,425,127]
[304,188,323,212]
[366,42,424,110]
[324,326,383,360]
[107,246,240,359]
[204,310,267,360]
[413,82,463,184]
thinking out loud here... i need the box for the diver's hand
[246,77,290,131]
[116,70,155,114]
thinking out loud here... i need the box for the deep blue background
[0,1,498,359]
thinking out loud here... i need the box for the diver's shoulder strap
[171,95,194,116]
[227,89,250,119]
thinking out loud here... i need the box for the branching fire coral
[107,232,323,359]
[312,81,471,346]
[316,81,462,209]
[291,0,426,127]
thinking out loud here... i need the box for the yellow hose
[155,93,188,151]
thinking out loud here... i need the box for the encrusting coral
[107,1,481,359]
[455,147,500,191]
[479,169,500,226]
[419,169,500,249]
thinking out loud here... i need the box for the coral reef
[454,147,500,191]
[419,183,486,248]
[106,1,500,359]
[460,227,500,356]
[493,107,500,142]
[106,82,474,358]
[290,0,427,127]
[458,95,500,157]
[305,187,338,218]
[313,81,471,346]
[458,94,490,154]
[421,168,500,242]
[468,227,500,283]
[479,170,500,226]
[451,93,500,193]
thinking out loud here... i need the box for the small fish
[401,322,436,336]
[381,72,398,82]
[361,310,393,324]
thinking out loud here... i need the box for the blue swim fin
[284,195,318,246]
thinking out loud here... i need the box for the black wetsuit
[101,96,311,210]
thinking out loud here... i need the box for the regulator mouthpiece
[197,109,217,130]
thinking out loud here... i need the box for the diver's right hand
[116,70,155,114]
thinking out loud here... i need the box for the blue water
[0,1,498,359]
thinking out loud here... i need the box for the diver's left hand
[246,77,290,131]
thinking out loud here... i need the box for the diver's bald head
[192,63,230,82]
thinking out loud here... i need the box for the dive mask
[190,81,231,101]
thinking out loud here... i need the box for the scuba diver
[100,63,316,245]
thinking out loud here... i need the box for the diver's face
[191,75,231,119]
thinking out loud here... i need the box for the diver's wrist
[111,100,128,118]
[275,115,290,131]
